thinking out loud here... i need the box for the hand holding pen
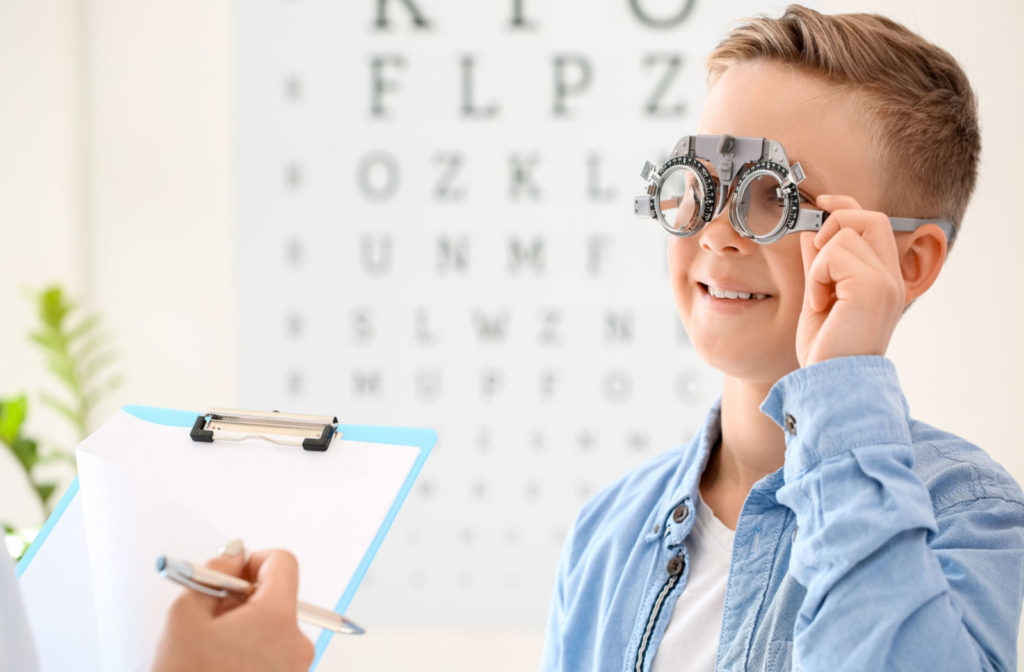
[153,543,316,672]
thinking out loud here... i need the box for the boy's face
[669,61,882,383]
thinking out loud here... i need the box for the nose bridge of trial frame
[635,134,792,219]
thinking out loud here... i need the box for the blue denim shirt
[541,357,1024,671]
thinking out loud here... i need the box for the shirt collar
[673,397,722,505]
[653,397,788,548]
[651,398,722,548]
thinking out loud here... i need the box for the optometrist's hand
[796,194,906,368]
[152,546,315,672]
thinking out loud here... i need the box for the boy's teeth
[707,284,766,300]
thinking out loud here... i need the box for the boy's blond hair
[707,4,979,246]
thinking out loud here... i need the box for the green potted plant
[2,286,121,560]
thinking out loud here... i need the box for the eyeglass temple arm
[793,210,956,242]
[889,217,956,243]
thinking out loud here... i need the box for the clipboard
[15,405,435,672]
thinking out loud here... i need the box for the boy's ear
[897,222,948,305]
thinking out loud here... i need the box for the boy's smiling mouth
[699,282,772,301]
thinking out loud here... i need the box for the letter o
[357,152,400,201]
[629,0,696,28]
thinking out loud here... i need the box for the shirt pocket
[765,639,793,672]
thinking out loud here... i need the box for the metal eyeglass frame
[633,134,956,245]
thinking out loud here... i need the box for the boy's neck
[699,374,787,530]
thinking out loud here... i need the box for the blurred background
[2,1,1022,669]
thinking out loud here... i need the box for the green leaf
[39,450,76,466]
[34,482,57,506]
[2,525,29,563]
[83,372,123,401]
[27,284,123,442]
[0,395,27,446]
[72,332,112,371]
[65,313,101,344]
[38,286,73,329]
[28,327,65,354]
[78,348,118,385]
[46,352,79,391]
[39,392,84,433]
[11,437,39,472]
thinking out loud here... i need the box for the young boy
[541,6,1024,671]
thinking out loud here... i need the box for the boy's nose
[699,212,755,256]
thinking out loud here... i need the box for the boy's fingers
[805,234,837,312]
[799,231,817,278]
[806,230,889,310]
[827,227,891,274]
[812,194,863,250]
[814,194,900,270]
[802,229,879,310]
[799,232,821,310]
[806,250,835,312]
[815,193,862,212]
[807,242,865,311]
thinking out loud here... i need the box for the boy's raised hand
[796,194,906,368]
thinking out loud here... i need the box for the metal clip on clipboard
[189,408,339,452]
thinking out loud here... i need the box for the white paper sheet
[20,409,424,671]
[17,494,102,672]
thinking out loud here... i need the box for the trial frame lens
[652,156,717,236]
[729,163,801,244]
[655,166,703,234]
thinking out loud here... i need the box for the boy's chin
[695,343,800,387]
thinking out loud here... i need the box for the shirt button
[666,555,685,576]
[784,413,797,435]
[672,503,689,524]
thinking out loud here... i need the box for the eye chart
[238,0,775,626]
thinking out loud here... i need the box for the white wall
[1,0,237,521]
[1,0,1022,669]
[84,0,237,420]
[0,0,85,526]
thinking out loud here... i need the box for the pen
[156,555,365,635]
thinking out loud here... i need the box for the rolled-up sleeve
[762,356,1024,672]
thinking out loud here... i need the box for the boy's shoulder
[562,410,1024,566]
[574,403,722,527]
[908,419,1024,513]
[575,443,693,526]
[563,415,714,564]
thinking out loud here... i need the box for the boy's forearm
[763,356,1024,671]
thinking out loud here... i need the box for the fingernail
[220,539,245,557]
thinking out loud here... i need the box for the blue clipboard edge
[15,474,80,578]
[310,421,435,668]
[15,405,436,670]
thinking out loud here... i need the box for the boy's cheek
[665,236,681,268]
[665,237,695,282]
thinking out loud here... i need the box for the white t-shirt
[1,555,39,672]
[651,495,735,672]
